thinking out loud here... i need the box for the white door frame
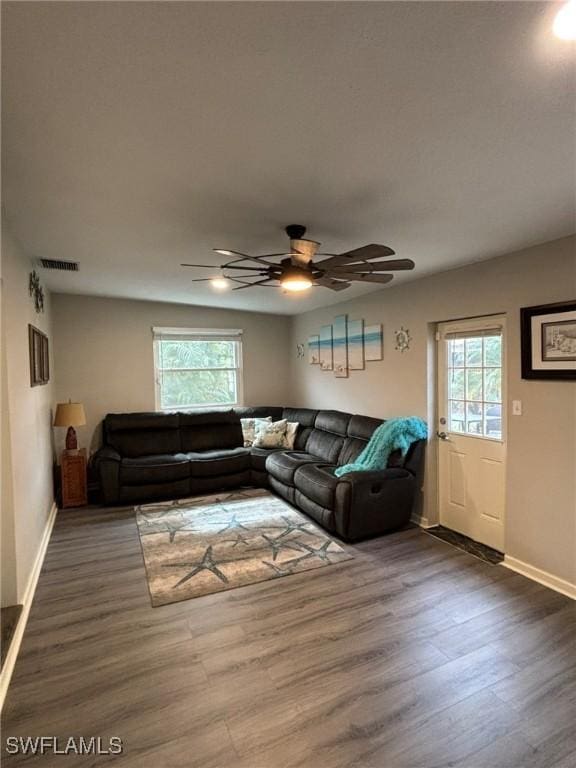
[435,314,507,551]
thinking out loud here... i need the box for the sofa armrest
[91,447,121,505]
[92,446,122,464]
[335,467,416,541]
[337,467,411,487]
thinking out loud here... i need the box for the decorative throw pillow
[241,416,272,447]
[284,421,299,450]
[253,419,288,449]
[253,420,300,449]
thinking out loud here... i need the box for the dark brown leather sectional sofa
[92,407,425,541]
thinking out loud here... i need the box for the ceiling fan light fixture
[280,265,313,292]
[554,0,576,39]
[210,275,230,291]
[214,249,235,257]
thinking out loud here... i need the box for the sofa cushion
[266,451,320,487]
[282,408,318,450]
[180,410,243,452]
[120,454,190,486]
[303,410,352,463]
[106,413,181,458]
[235,406,284,421]
[305,430,345,464]
[295,463,339,509]
[185,447,250,477]
[338,437,367,466]
[250,446,285,472]
[315,410,352,436]
[347,414,382,440]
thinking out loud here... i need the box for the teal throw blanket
[335,416,428,477]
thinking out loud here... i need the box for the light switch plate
[512,400,522,416]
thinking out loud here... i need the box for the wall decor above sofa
[308,316,383,375]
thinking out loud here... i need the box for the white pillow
[284,422,299,450]
[241,416,272,447]
[253,419,288,449]
[253,420,300,449]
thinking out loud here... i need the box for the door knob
[437,431,449,440]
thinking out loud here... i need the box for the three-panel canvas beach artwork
[307,315,382,377]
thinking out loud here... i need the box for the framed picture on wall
[333,314,348,378]
[521,301,576,380]
[319,325,333,370]
[29,324,50,386]
[348,319,365,370]
[307,334,320,365]
[364,323,383,361]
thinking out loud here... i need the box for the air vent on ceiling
[39,258,79,272]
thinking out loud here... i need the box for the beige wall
[52,294,293,453]
[1,222,55,606]
[290,236,576,587]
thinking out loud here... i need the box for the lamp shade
[53,402,86,428]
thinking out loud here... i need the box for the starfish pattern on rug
[136,489,353,605]
[221,533,252,548]
[260,533,305,561]
[282,540,335,567]
[217,513,254,535]
[261,560,291,577]
[162,545,230,587]
[275,515,316,539]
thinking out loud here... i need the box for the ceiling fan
[181,225,414,292]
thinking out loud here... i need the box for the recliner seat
[92,406,425,541]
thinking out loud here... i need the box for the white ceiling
[2,1,575,315]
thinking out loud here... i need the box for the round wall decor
[394,326,411,352]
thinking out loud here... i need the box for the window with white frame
[153,328,243,410]
[444,328,503,440]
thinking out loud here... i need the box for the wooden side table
[61,449,88,508]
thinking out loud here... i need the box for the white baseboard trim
[412,515,435,529]
[503,555,576,600]
[0,501,58,711]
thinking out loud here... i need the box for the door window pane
[484,368,502,402]
[449,400,465,432]
[445,331,503,440]
[485,404,502,440]
[466,369,483,401]
[465,338,482,366]
[450,339,465,367]
[449,368,465,400]
[484,336,502,366]
[466,402,483,434]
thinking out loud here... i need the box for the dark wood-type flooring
[2,505,575,767]
[1,605,23,670]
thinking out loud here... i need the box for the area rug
[135,488,352,606]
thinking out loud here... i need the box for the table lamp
[53,401,86,450]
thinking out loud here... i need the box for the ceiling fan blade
[314,276,351,291]
[213,249,274,267]
[316,244,395,269]
[326,273,394,284]
[232,278,276,291]
[330,258,414,273]
[181,263,217,268]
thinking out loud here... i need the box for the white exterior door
[437,316,506,552]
